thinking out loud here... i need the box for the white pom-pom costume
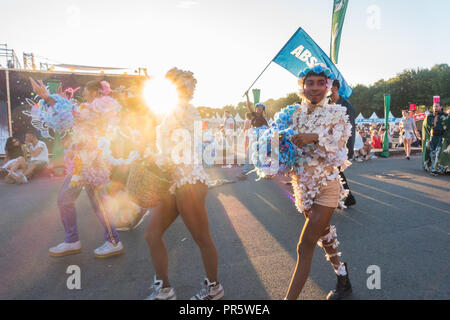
[289,101,352,213]
[154,68,211,194]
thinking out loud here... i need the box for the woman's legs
[406,138,413,157]
[318,225,344,272]
[175,182,219,283]
[145,194,179,287]
[403,138,410,157]
[285,204,335,300]
[8,157,27,172]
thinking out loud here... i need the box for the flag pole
[242,61,272,97]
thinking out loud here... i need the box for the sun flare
[143,77,179,115]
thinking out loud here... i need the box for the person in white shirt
[222,111,235,168]
[24,131,49,179]
[353,129,367,161]
[223,111,235,136]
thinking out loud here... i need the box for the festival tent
[355,113,366,123]
[369,112,381,122]
[215,113,224,123]
[386,111,401,123]
[388,111,395,119]
[356,112,380,124]
[234,113,244,122]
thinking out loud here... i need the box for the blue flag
[273,27,352,99]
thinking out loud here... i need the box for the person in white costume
[145,68,224,301]
[256,65,353,300]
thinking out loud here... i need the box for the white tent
[369,112,379,120]
[388,111,396,119]
[234,113,244,122]
[355,113,366,123]
[215,112,224,123]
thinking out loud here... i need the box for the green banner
[252,88,260,104]
[47,79,62,94]
[380,94,390,158]
[330,0,349,64]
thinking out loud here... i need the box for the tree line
[197,63,449,120]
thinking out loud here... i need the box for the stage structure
[0,68,148,154]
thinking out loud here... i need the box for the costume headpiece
[255,103,266,110]
[297,64,335,101]
[298,64,335,81]
[99,81,112,96]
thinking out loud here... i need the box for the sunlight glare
[143,77,178,115]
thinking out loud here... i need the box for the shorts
[314,179,341,208]
[2,158,19,170]
[403,131,415,140]
[168,164,210,194]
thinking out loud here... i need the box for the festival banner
[330,0,349,64]
[272,27,353,98]
[414,113,427,121]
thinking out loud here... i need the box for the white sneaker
[221,164,233,169]
[145,276,176,300]
[14,172,28,184]
[190,278,224,300]
[94,241,123,258]
[49,241,82,257]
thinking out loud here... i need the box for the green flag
[47,79,61,95]
[330,0,349,64]
[252,88,260,104]
[380,94,390,158]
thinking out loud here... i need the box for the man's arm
[29,78,56,106]
[29,144,44,157]
[245,91,254,113]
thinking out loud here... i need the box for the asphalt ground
[0,154,449,300]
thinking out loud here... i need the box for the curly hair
[165,67,197,103]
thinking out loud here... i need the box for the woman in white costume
[145,68,224,300]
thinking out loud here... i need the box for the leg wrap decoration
[317,225,340,249]
[318,225,345,274]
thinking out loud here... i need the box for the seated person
[379,128,392,149]
[371,130,382,148]
[1,137,28,184]
[353,130,367,162]
[24,131,49,180]
[362,134,373,160]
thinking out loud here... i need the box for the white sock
[335,263,347,276]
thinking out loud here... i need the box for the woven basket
[126,160,171,209]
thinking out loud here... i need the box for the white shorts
[2,158,18,170]
[403,131,415,140]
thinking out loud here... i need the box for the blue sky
[1,0,448,108]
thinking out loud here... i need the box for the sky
[1,0,449,108]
